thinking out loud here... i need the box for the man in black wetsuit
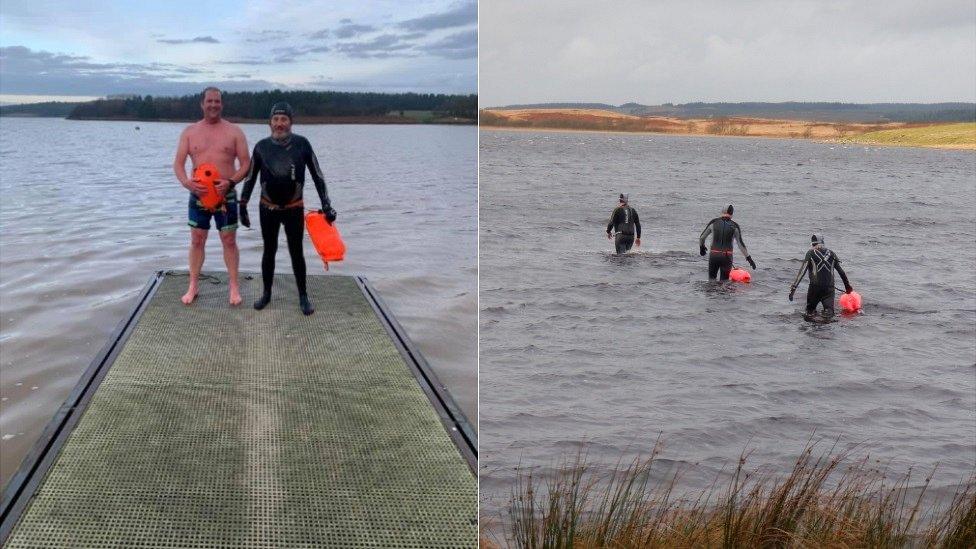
[606,193,641,254]
[239,102,337,315]
[789,235,854,317]
[698,204,756,280]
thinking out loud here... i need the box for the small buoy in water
[135,126,140,130]
[839,291,862,312]
[729,268,751,283]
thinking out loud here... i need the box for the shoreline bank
[480,109,975,150]
[4,115,477,125]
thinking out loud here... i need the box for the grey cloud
[308,68,475,94]
[339,18,352,24]
[219,59,272,65]
[245,30,289,43]
[307,29,330,40]
[398,1,476,31]
[334,23,376,39]
[157,35,220,44]
[419,29,476,59]
[480,0,976,105]
[0,46,278,96]
[398,32,427,40]
[335,34,415,58]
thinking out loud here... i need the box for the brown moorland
[480,108,963,145]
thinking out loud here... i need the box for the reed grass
[487,440,976,548]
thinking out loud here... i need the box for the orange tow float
[305,210,346,265]
[193,163,224,211]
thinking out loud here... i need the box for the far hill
[0,101,85,118]
[480,108,976,150]
[490,102,976,123]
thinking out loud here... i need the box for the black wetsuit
[240,134,330,298]
[791,246,851,315]
[699,217,749,280]
[606,206,641,254]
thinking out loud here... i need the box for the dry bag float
[839,291,862,312]
[729,268,751,283]
[193,163,224,211]
[306,210,346,264]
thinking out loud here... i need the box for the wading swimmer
[789,235,854,318]
[606,193,641,254]
[698,204,756,280]
[173,86,250,306]
[239,102,337,315]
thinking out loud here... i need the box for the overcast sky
[480,0,976,106]
[0,0,476,103]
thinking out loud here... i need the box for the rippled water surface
[479,129,976,517]
[0,118,476,485]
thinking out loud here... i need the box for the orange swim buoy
[193,163,224,211]
[839,291,862,312]
[729,268,751,282]
[305,211,346,264]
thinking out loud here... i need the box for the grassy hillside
[841,122,976,149]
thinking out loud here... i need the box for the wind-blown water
[479,129,976,516]
[0,118,476,486]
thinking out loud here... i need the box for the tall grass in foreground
[489,441,976,548]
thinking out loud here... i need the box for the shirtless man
[173,86,250,305]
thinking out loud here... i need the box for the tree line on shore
[1,90,477,121]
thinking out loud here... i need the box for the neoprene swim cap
[812,234,824,246]
[722,204,734,216]
[270,102,293,120]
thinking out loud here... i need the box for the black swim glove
[699,244,707,256]
[789,286,796,301]
[239,202,250,228]
[746,256,757,269]
[320,207,337,223]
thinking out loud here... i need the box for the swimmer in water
[698,204,756,280]
[606,193,641,254]
[789,234,854,318]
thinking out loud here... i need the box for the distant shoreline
[0,113,475,125]
[480,109,975,150]
[63,115,476,125]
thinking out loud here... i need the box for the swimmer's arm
[229,127,250,187]
[698,221,713,247]
[834,259,852,291]
[239,146,261,203]
[733,225,750,257]
[305,143,331,207]
[607,208,618,234]
[791,254,809,288]
[173,128,193,190]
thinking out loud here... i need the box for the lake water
[0,118,477,486]
[478,129,976,518]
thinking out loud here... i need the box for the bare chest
[187,126,237,160]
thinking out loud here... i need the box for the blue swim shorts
[188,189,238,231]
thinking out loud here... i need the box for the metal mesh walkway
[3,272,476,547]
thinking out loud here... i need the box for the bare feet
[229,284,242,306]
[181,283,198,305]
